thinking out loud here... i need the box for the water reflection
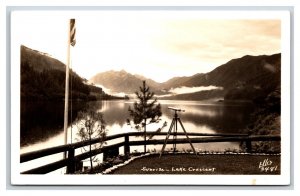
[159,101,253,133]
[21,100,254,152]
[21,100,88,147]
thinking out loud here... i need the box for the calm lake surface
[20,100,254,173]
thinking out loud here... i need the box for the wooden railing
[20,131,280,174]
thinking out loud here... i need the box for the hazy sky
[14,11,281,82]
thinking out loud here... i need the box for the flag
[70,19,76,47]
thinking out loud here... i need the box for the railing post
[124,135,130,156]
[246,139,252,153]
[66,146,75,174]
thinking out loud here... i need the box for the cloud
[94,84,134,97]
[169,86,223,94]
[158,19,281,74]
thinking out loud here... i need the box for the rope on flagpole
[70,58,73,144]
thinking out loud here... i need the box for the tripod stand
[160,107,197,157]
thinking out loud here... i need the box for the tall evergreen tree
[128,81,162,153]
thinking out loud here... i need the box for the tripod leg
[160,119,175,157]
[173,117,177,152]
[178,118,197,155]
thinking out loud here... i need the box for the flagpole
[63,20,72,160]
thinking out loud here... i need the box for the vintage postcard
[10,8,290,185]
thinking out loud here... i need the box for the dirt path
[109,153,280,175]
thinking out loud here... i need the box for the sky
[14,11,281,83]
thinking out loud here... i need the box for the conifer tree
[128,81,162,153]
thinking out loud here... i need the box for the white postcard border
[10,9,291,185]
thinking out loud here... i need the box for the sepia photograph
[10,9,290,185]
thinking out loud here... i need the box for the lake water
[20,99,254,173]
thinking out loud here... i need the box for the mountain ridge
[20,45,122,101]
[89,53,281,101]
[89,69,165,95]
[21,45,66,72]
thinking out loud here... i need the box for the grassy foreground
[108,153,280,175]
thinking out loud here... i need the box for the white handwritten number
[258,158,278,172]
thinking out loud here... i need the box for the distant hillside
[20,45,118,101]
[179,54,281,90]
[159,89,225,101]
[134,73,161,89]
[164,54,280,102]
[161,74,201,90]
[21,45,66,72]
[90,70,164,95]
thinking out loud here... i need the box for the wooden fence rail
[20,131,280,174]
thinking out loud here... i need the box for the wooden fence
[20,131,280,174]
